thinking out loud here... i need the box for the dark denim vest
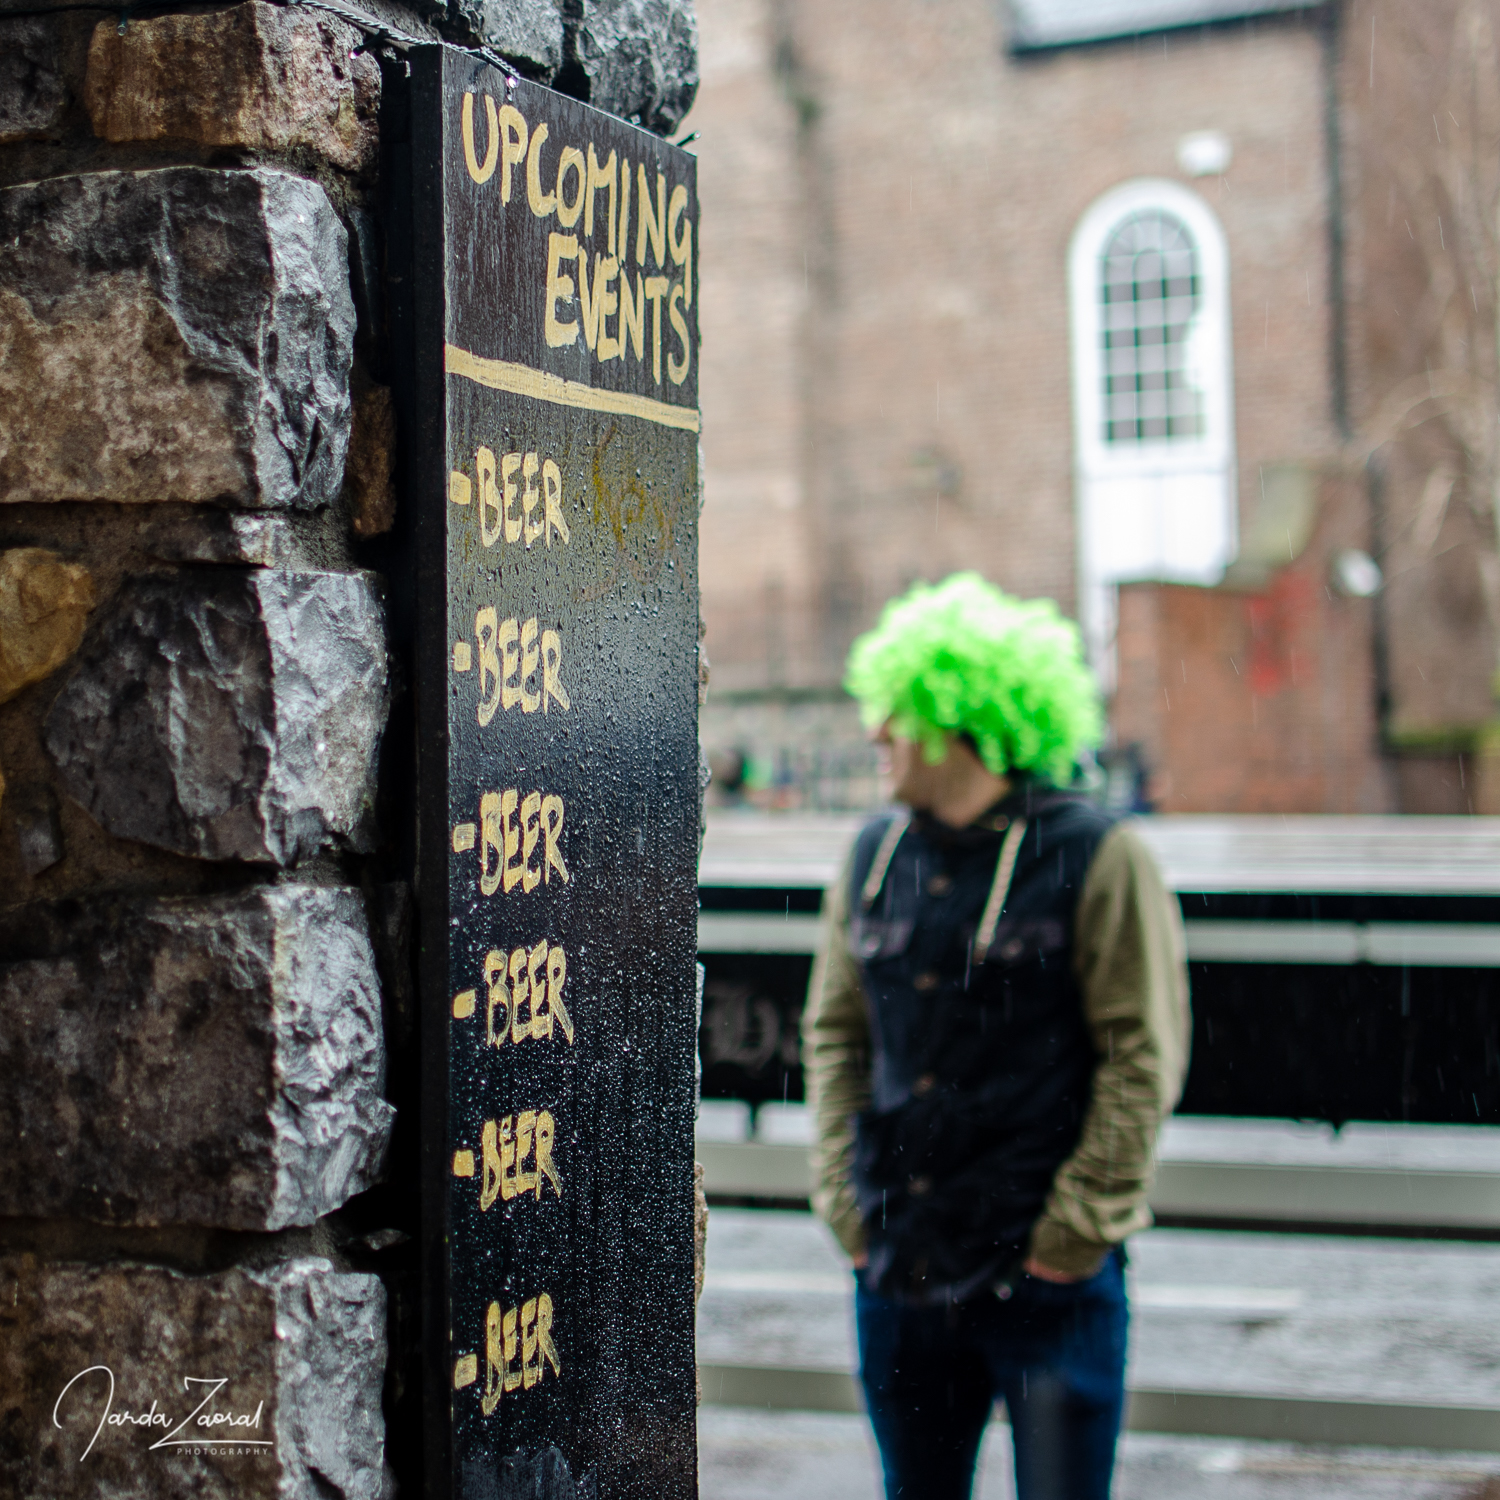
[849,782,1117,1303]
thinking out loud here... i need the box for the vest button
[913,971,940,991]
[927,874,952,896]
[912,1073,936,1096]
[908,1175,932,1196]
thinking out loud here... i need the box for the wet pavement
[697,1206,1500,1499]
[698,1408,1500,1499]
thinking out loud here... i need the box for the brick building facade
[689,0,1500,812]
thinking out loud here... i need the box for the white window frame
[1068,179,1237,680]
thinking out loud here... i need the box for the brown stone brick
[0,167,355,510]
[84,1,380,174]
[0,547,95,706]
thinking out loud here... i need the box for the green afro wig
[844,572,1103,782]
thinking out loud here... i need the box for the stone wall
[0,2,695,1495]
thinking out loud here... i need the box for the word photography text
[53,1366,271,1463]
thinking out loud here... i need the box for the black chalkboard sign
[406,46,700,1500]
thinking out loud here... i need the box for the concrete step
[696,1115,1500,1232]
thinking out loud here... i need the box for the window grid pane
[1099,211,1205,444]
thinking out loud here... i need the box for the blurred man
[804,573,1189,1500]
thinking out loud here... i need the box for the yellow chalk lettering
[453,988,476,1019]
[476,607,501,726]
[546,945,574,1043]
[542,459,570,546]
[485,1293,559,1404]
[619,268,645,362]
[478,792,502,896]
[534,1110,561,1198]
[462,93,500,185]
[503,1306,522,1392]
[522,454,543,546]
[526,121,556,217]
[497,104,527,203]
[525,942,547,1033]
[644,275,668,383]
[483,1302,504,1414]
[453,822,476,852]
[508,946,530,1041]
[501,788,524,893]
[455,1353,478,1390]
[480,1119,501,1208]
[484,949,508,1046]
[498,1114,517,1200]
[520,790,542,891]
[520,1296,541,1389]
[667,282,690,385]
[542,794,568,884]
[595,259,621,362]
[619,155,631,261]
[556,145,585,229]
[586,143,616,245]
[452,641,472,672]
[544,233,578,348]
[501,452,522,544]
[577,250,604,353]
[519,617,541,712]
[449,470,472,506]
[541,628,569,713]
[453,1149,475,1177]
[537,1293,561,1377]
[636,164,666,268]
[477,446,502,547]
[668,183,692,307]
[514,1110,537,1199]
[499,616,521,710]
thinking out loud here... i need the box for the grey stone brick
[0,886,394,1230]
[0,15,67,142]
[463,0,565,71]
[566,0,698,135]
[0,168,355,510]
[44,569,386,866]
[0,1255,388,1500]
[140,512,295,568]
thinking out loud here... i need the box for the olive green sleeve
[802,854,872,1260]
[1027,821,1191,1278]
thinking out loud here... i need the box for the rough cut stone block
[45,569,386,865]
[0,168,354,509]
[85,3,380,174]
[567,0,698,135]
[415,0,560,71]
[0,1256,387,1500]
[0,886,393,1230]
[8,780,64,875]
[140,511,295,567]
[452,0,563,71]
[0,16,67,141]
[0,547,95,704]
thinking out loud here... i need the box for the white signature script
[53,1366,270,1461]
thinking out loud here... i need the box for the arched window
[1069,181,1236,681]
[1100,210,1203,444]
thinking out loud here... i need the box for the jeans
[855,1250,1128,1500]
